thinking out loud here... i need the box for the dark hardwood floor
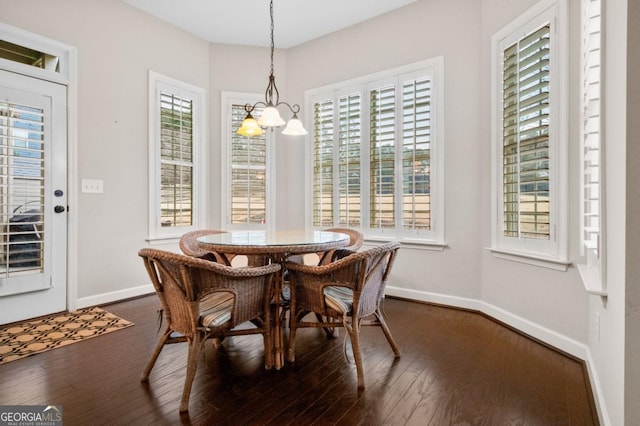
[0,295,598,425]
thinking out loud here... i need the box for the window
[578,0,606,293]
[491,0,569,267]
[0,39,60,73]
[307,58,444,244]
[148,71,205,240]
[221,93,274,230]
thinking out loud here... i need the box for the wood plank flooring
[0,295,598,425]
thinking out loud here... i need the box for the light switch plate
[81,179,104,193]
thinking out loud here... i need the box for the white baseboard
[76,284,154,309]
[386,285,587,359]
[386,286,483,312]
[584,348,611,426]
[385,285,609,424]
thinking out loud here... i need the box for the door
[0,70,67,324]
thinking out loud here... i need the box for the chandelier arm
[274,101,301,115]
[245,101,268,114]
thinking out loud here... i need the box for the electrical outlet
[81,179,104,193]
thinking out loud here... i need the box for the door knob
[54,205,66,213]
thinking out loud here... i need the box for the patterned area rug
[0,307,133,364]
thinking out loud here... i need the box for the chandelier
[237,0,307,137]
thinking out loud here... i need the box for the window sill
[145,236,180,246]
[365,236,448,252]
[488,248,571,271]
[577,263,607,296]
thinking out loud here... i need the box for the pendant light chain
[236,0,308,136]
[266,0,279,106]
[269,0,275,77]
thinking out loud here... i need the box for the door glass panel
[0,101,45,277]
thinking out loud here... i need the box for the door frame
[0,23,78,313]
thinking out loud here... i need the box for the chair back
[180,229,269,267]
[315,228,364,265]
[139,248,280,337]
[323,228,364,251]
[353,242,400,317]
[179,229,230,264]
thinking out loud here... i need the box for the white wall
[625,2,640,422]
[585,1,629,424]
[477,0,589,350]
[207,43,287,230]
[287,0,589,348]
[0,0,211,302]
[287,0,484,302]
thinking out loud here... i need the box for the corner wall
[287,0,485,303]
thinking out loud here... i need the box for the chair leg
[179,334,205,413]
[346,323,365,389]
[263,321,273,370]
[141,328,172,381]
[375,311,400,357]
[315,313,337,338]
[287,311,300,363]
[211,337,225,349]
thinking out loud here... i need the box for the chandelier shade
[257,105,285,127]
[282,114,308,135]
[237,0,307,137]
[236,110,264,137]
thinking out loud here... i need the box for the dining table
[197,229,350,369]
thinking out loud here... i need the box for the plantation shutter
[308,59,441,239]
[370,85,396,229]
[159,92,193,227]
[312,99,334,227]
[402,77,431,230]
[502,24,551,240]
[0,101,45,272]
[338,94,361,227]
[230,104,267,224]
[582,0,601,257]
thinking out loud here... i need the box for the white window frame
[305,57,445,246]
[220,92,276,231]
[578,0,606,295]
[490,0,570,270]
[147,71,206,241]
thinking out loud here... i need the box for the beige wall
[287,0,484,302]
[477,0,589,348]
[287,0,589,351]
[1,0,211,299]
[207,43,286,229]
[626,1,639,422]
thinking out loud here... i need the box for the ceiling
[122,0,418,49]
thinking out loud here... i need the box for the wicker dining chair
[287,228,363,266]
[284,241,401,389]
[138,248,280,412]
[179,229,268,267]
[317,228,364,265]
